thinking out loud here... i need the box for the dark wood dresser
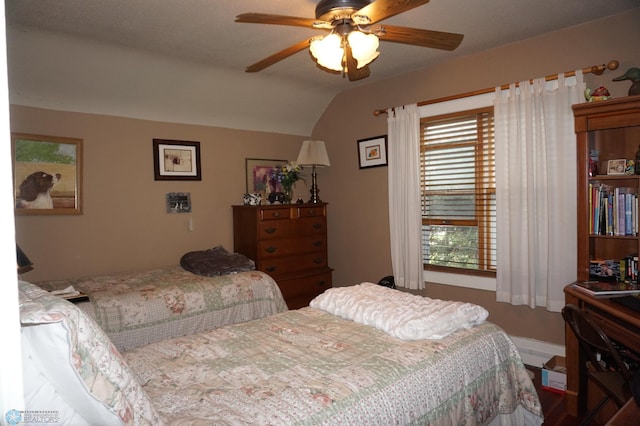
[232,203,332,309]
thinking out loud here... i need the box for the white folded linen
[50,286,80,297]
[310,282,489,340]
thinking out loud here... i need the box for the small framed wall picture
[357,135,388,169]
[166,192,192,213]
[153,139,201,181]
[607,159,627,175]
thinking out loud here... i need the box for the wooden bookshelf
[575,96,640,283]
[566,95,640,417]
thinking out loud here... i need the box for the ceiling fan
[236,0,464,81]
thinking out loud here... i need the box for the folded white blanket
[310,282,489,340]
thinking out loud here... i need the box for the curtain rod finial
[593,60,620,75]
[608,60,620,71]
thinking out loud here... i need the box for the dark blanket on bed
[180,246,255,277]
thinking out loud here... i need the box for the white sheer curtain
[387,104,424,289]
[494,72,584,311]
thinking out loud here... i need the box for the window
[420,107,496,274]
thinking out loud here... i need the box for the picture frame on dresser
[245,158,286,196]
[11,133,83,215]
[152,139,201,181]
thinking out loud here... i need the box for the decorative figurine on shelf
[267,191,283,204]
[612,67,640,96]
[243,192,262,206]
[626,160,636,175]
[635,145,640,175]
[589,150,599,177]
[584,86,611,102]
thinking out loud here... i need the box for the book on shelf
[588,183,638,236]
[572,281,640,297]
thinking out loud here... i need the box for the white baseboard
[510,335,565,368]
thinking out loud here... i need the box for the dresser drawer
[277,271,332,309]
[258,220,294,239]
[294,217,326,235]
[258,236,327,258]
[586,307,640,355]
[259,253,328,278]
[259,207,291,221]
[296,205,326,218]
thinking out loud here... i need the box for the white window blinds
[420,107,496,272]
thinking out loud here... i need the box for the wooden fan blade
[375,24,463,50]
[245,39,311,72]
[235,13,330,29]
[345,44,371,81]
[355,0,430,25]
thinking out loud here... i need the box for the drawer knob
[265,227,277,234]
[265,246,277,253]
[266,266,277,272]
[317,280,326,287]
[308,210,316,215]
[272,212,281,218]
[313,241,322,247]
[313,223,322,230]
[313,258,323,264]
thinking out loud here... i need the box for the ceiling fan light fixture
[347,30,379,68]
[310,33,344,72]
[238,0,464,80]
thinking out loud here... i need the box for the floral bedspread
[19,280,162,425]
[123,308,543,425]
[39,267,287,350]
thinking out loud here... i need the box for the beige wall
[312,8,640,346]
[12,8,640,348]
[12,106,308,281]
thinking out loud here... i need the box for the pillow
[19,281,162,425]
[180,245,255,276]
[22,322,118,425]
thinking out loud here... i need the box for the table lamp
[17,244,34,274]
[296,140,331,203]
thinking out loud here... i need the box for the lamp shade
[296,140,331,167]
[309,34,344,72]
[347,31,379,69]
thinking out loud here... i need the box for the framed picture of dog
[153,139,202,181]
[11,133,83,215]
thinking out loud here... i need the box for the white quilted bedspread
[310,282,489,340]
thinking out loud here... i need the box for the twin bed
[19,274,544,425]
[38,265,287,350]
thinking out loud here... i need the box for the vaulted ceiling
[5,0,640,135]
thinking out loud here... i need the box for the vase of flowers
[270,161,304,203]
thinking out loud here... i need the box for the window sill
[423,269,496,291]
